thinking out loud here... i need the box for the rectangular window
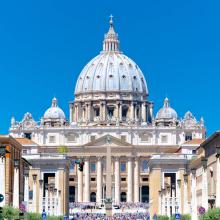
[69,177,74,181]
[67,135,76,142]
[142,178,148,182]
[121,177,126,181]
[120,162,126,172]
[185,134,192,141]
[49,136,56,143]
[70,164,75,173]
[140,134,150,142]
[91,177,96,181]
[90,163,96,173]
[141,160,149,172]
[161,135,168,143]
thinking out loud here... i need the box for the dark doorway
[141,186,149,202]
[90,192,96,202]
[120,192,127,202]
[69,186,75,202]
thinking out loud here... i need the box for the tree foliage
[57,146,69,154]
[200,208,220,220]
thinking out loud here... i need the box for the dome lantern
[103,15,120,52]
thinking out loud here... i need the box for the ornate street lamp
[14,159,19,168]
[191,168,196,175]
[24,167,29,176]
[201,157,208,169]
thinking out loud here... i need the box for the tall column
[0,157,5,207]
[87,102,91,122]
[176,179,181,214]
[39,180,44,214]
[183,174,189,214]
[166,186,171,217]
[13,163,20,208]
[45,184,49,214]
[69,104,73,123]
[130,102,134,121]
[134,157,140,202]
[97,157,102,203]
[161,188,166,215]
[141,102,146,122]
[114,157,120,204]
[24,174,29,211]
[119,102,122,121]
[32,174,37,213]
[149,103,154,121]
[216,153,220,207]
[101,101,106,121]
[58,190,61,216]
[201,158,208,211]
[191,169,197,220]
[127,157,133,202]
[77,170,83,202]
[84,157,90,202]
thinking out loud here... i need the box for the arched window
[120,192,127,202]
[90,192,96,202]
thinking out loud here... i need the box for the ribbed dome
[74,17,148,96]
[156,98,178,119]
[75,53,148,95]
[44,97,66,120]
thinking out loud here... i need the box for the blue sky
[0,0,219,135]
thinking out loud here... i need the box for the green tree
[57,146,69,154]
[200,208,220,220]
[157,215,169,220]
[2,206,19,220]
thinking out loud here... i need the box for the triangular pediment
[83,134,132,147]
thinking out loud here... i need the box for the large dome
[74,17,148,97]
[75,53,148,95]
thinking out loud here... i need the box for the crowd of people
[69,202,149,210]
[69,202,150,219]
[70,212,150,220]
[116,202,149,209]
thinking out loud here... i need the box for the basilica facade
[9,18,205,217]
